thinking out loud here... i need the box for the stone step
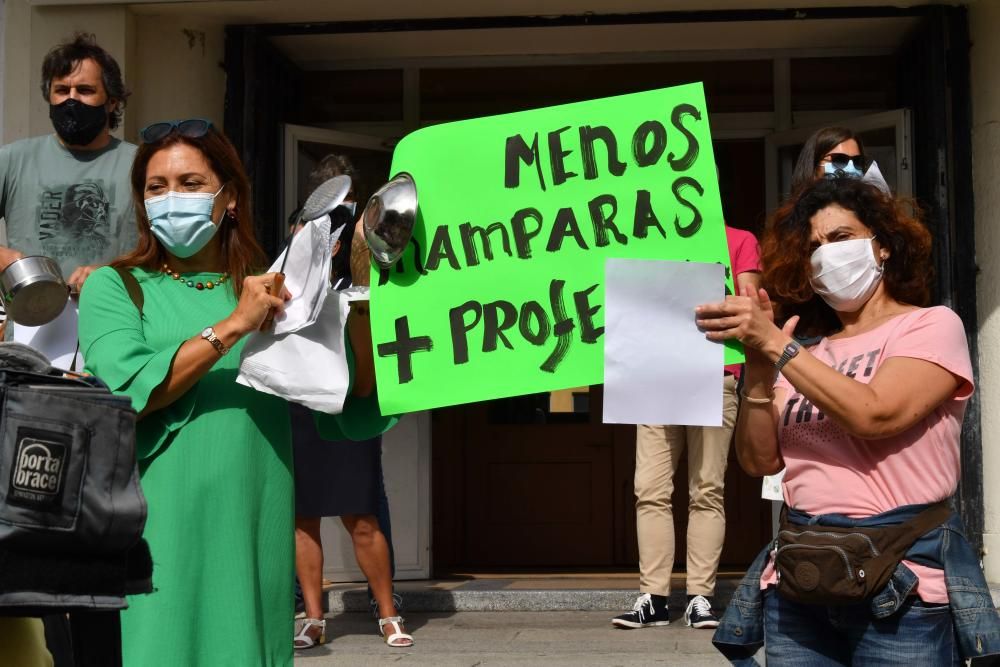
[323,577,741,613]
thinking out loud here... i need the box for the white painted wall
[3,0,35,142]
[28,4,130,138]
[128,13,226,137]
[0,0,6,144]
[970,0,1000,584]
[0,2,227,142]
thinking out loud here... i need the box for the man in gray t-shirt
[0,33,136,289]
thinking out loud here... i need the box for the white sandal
[293,617,326,649]
[378,615,414,648]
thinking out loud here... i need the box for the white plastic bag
[236,288,351,414]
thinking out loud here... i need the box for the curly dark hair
[41,32,130,130]
[790,126,866,194]
[762,178,932,337]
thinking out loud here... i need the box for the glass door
[281,124,431,581]
[280,124,394,249]
[764,109,913,210]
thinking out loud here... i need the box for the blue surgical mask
[145,185,225,258]
[822,161,864,179]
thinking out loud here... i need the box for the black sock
[649,594,668,609]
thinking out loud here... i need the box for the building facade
[4,0,999,583]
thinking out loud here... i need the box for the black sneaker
[611,593,670,628]
[684,595,719,629]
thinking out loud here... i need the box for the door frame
[280,123,392,245]
[279,122,431,581]
[218,11,979,571]
[764,108,914,208]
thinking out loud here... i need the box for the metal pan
[0,256,68,326]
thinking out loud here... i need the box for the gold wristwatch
[200,326,229,356]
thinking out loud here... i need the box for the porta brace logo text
[12,439,65,496]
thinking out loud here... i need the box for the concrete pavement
[294,611,732,666]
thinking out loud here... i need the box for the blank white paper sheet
[603,258,724,426]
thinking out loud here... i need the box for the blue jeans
[763,588,961,666]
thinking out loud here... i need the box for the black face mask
[49,99,108,147]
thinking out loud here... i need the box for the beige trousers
[634,375,739,597]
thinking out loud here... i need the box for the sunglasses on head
[139,118,213,144]
[822,153,867,171]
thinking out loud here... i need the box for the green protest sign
[371,82,741,414]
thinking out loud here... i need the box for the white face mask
[809,237,884,312]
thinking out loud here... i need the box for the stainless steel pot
[0,256,68,326]
[362,173,417,269]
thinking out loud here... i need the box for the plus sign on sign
[370,82,738,414]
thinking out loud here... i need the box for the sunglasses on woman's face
[139,118,213,144]
[822,153,867,171]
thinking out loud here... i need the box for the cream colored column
[130,15,226,137]
[971,0,1000,585]
[2,0,32,144]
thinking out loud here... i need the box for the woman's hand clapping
[695,285,799,363]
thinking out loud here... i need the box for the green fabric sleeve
[313,391,398,441]
[78,266,195,460]
[313,315,399,441]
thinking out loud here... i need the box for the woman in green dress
[78,120,385,667]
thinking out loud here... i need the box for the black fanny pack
[775,501,951,605]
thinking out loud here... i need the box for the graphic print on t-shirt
[781,346,882,435]
[37,179,114,268]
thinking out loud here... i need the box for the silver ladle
[263,175,352,328]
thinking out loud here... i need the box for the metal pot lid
[362,173,417,269]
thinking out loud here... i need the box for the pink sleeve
[883,306,974,400]
[728,228,761,276]
[773,371,791,395]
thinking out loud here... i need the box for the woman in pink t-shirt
[695,177,987,665]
